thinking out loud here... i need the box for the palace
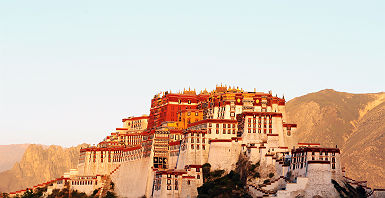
[8,86,384,198]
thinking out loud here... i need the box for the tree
[202,163,211,182]
[104,191,117,198]
[110,181,115,190]
[2,193,9,198]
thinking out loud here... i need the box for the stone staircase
[94,164,121,198]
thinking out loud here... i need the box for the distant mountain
[286,89,385,188]
[0,144,30,172]
[0,144,87,193]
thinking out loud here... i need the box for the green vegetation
[89,189,98,198]
[11,187,47,198]
[198,170,251,198]
[2,193,10,198]
[103,191,117,198]
[198,157,253,198]
[248,161,260,173]
[253,172,260,178]
[9,179,117,198]
[46,188,88,198]
[268,173,274,178]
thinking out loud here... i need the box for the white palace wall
[207,141,242,172]
[111,157,153,198]
[304,163,339,198]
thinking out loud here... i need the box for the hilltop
[0,144,87,193]
[286,89,385,188]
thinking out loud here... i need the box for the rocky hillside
[286,89,385,188]
[0,144,86,193]
[0,144,30,172]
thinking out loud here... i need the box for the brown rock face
[286,89,385,188]
[0,144,86,193]
[0,144,30,172]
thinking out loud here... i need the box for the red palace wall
[148,93,208,129]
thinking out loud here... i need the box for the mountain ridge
[1,89,384,193]
[286,89,385,188]
[0,144,88,193]
[0,144,30,173]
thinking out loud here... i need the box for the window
[197,175,200,179]
[188,100,191,104]
[167,185,171,190]
[332,164,335,169]
[195,112,198,116]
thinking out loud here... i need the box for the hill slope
[0,144,30,172]
[0,144,86,193]
[286,89,385,188]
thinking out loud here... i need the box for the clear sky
[0,0,384,147]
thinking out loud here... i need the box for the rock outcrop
[0,144,87,193]
[286,89,385,188]
[0,144,30,172]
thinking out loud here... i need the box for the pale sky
[0,0,384,147]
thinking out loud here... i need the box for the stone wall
[111,157,153,198]
[207,141,242,172]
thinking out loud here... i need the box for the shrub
[110,181,115,190]
[356,186,366,197]
[104,191,117,198]
[268,173,274,178]
[253,172,261,178]
[263,179,270,184]
[90,189,98,197]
